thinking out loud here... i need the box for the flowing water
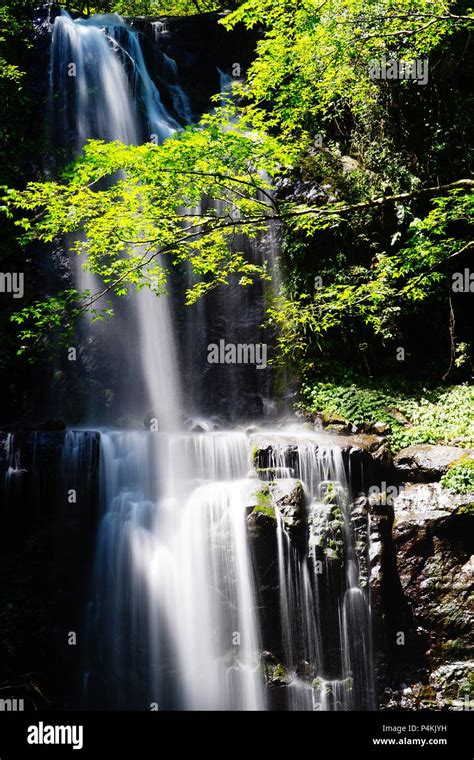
[42,11,376,710]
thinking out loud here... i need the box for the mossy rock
[252,503,276,520]
[249,483,276,521]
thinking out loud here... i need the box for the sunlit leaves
[267,188,473,362]
[5,116,294,340]
[223,0,471,136]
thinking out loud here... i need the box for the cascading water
[85,431,265,709]
[49,11,184,427]
[261,437,376,710]
[45,11,376,711]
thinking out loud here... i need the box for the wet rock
[247,499,281,661]
[262,653,290,709]
[143,410,158,431]
[380,482,474,708]
[190,423,206,433]
[269,478,306,530]
[393,445,473,482]
[249,432,386,495]
[372,421,389,435]
[371,442,393,469]
[350,497,371,586]
[38,419,66,431]
[255,466,295,481]
[318,411,352,434]
[245,482,274,515]
[250,431,384,459]
[309,500,345,562]
[430,662,474,710]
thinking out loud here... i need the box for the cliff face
[3,7,258,429]
[380,482,473,709]
[0,431,100,708]
[250,436,473,709]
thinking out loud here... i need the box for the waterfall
[267,440,376,710]
[49,11,183,428]
[82,429,375,710]
[85,431,265,710]
[162,53,193,123]
[44,12,376,711]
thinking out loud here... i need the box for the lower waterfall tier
[1,429,471,711]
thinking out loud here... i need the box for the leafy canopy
[3,0,473,361]
[5,114,296,352]
[223,0,471,137]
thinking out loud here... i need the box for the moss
[419,685,436,700]
[252,485,276,519]
[253,504,276,519]
[441,639,472,658]
[322,481,339,504]
[448,452,473,468]
[272,663,286,680]
[320,411,348,425]
[255,467,277,480]
[250,445,259,466]
[294,480,305,500]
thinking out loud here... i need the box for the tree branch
[280,179,474,220]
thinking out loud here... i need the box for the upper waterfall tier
[46,10,279,428]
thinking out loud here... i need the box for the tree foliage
[3,0,474,375]
[223,0,472,135]
[77,0,240,15]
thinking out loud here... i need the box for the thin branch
[280,179,474,220]
[401,240,474,295]
[360,18,441,40]
[442,292,456,381]
[77,214,273,314]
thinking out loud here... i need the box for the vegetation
[71,0,241,15]
[300,380,474,451]
[441,455,474,494]
[0,0,34,180]
[253,486,275,517]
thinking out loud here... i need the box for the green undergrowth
[299,380,474,453]
[441,456,474,495]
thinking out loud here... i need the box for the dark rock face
[247,507,282,662]
[251,433,474,709]
[393,445,473,482]
[270,478,306,530]
[378,483,473,709]
[0,431,100,708]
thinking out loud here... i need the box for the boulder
[393,444,473,481]
[430,662,474,710]
[308,500,345,562]
[380,482,474,708]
